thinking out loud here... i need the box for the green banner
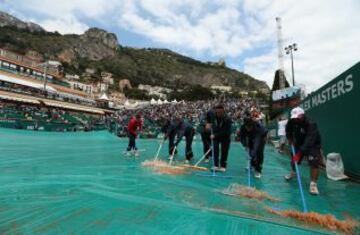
[300,62,360,177]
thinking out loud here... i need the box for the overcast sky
[1,0,359,92]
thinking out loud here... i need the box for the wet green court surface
[0,128,359,234]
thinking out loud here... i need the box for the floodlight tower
[276,17,285,89]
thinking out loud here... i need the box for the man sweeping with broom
[173,116,195,164]
[209,104,232,172]
[239,116,268,179]
[126,113,143,156]
[285,107,322,195]
[198,110,212,163]
[162,117,178,159]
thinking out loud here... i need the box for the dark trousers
[201,132,212,159]
[168,134,177,155]
[185,130,195,160]
[127,133,137,151]
[249,138,265,173]
[213,138,231,168]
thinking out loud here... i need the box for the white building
[138,84,172,98]
[65,74,80,80]
[68,81,94,94]
[101,72,114,85]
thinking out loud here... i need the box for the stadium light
[285,43,297,86]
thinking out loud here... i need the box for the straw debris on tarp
[181,164,208,171]
[267,208,359,234]
[142,160,187,175]
[222,183,280,202]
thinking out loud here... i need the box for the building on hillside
[239,91,249,97]
[119,79,132,92]
[25,50,43,62]
[138,84,172,99]
[0,48,67,87]
[85,68,96,75]
[0,48,63,77]
[65,74,80,81]
[92,82,109,94]
[109,92,126,105]
[101,72,114,85]
[67,81,94,94]
[259,88,271,95]
[211,85,232,93]
[207,59,226,67]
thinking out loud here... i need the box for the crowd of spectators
[0,97,267,135]
[111,98,266,138]
[0,100,106,131]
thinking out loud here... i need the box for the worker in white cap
[285,107,322,195]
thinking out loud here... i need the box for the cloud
[117,1,253,57]
[1,0,121,34]
[39,15,88,34]
[242,0,360,91]
[1,0,359,91]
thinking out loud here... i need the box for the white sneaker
[309,181,319,195]
[125,151,131,157]
[254,171,262,179]
[211,166,219,171]
[134,151,139,157]
[184,160,190,165]
[284,172,296,181]
[205,158,210,163]
[218,167,226,172]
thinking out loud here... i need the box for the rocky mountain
[0,11,269,92]
[0,11,44,32]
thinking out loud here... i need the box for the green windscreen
[0,128,359,234]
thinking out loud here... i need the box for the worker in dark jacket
[209,104,232,172]
[285,107,322,195]
[174,117,195,163]
[198,110,213,162]
[240,116,268,179]
[162,118,178,157]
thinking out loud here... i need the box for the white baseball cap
[290,107,305,119]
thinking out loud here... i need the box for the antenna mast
[276,17,285,89]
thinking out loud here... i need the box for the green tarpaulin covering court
[0,128,359,234]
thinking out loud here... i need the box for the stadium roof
[0,73,57,93]
[0,90,110,114]
[0,92,40,105]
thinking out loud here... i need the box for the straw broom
[142,145,187,175]
[181,148,210,171]
[267,208,359,234]
[142,159,187,175]
[222,183,280,202]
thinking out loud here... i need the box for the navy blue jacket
[285,116,322,156]
[207,111,232,140]
[175,121,194,145]
[240,121,268,155]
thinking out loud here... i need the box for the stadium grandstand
[0,48,113,132]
